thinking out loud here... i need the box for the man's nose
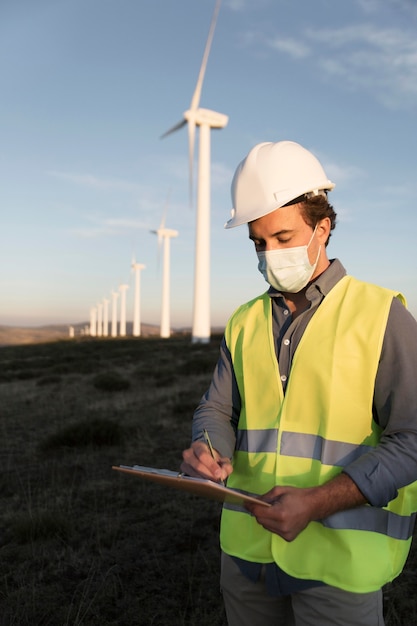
[264,241,279,252]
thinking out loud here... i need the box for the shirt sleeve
[191,336,240,459]
[343,297,417,507]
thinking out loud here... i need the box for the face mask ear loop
[307,224,318,248]
[307,224,321,265]
[308,224,321,266]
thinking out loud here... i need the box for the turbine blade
[160,119,187,139]
[190,0,222,112]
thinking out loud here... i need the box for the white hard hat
[225,141,335,229]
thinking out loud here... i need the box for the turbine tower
[119,283,129,337]
[161,0,227,343]
[97,302,103,337]
[111,290,119,337]
[89,306,97,337]
[150,210,178,339]
[131,258,146,337]
[102,297,110,337]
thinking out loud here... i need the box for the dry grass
[0,335,416,625]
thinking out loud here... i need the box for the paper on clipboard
[112,465,271,507]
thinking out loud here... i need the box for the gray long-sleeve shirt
[191,260,417,593]
[193,259,417,504]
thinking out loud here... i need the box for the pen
[203,428,225,486]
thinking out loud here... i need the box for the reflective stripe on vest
[223,500,416,541]
[220,275,417,592]
[237,429,373,466]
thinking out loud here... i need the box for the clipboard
[112,465,271,507]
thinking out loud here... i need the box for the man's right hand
[181,441,233,484]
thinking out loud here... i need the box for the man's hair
[299,195,337,246]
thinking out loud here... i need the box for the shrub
[11,510,71,543]
[178,355,216,376]
[40,417,124,450]
[92,372,130,392]
[172,391,202,416]
[36,375,62,386]
[155,374,177,388]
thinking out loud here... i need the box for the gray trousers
[220,552,385,626]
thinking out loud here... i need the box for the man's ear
[317,217,331,244]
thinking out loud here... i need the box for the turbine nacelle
[184,107,228,129]
[152,228,179,239]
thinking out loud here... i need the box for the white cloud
[266,36,310,59]
[69,212,152,239]
[323,161,365,186]
[47,171,143,193]
[225,0,271,12]
[356,0,417,18]
[254,18,417,109]
[380,182,417,196]
[309,24,417,108]
[225,0,247,10]
[355,0,384,14]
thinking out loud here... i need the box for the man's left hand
[245,485,317,542]
[245,474,367,542]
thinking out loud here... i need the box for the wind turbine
[97,302,103,337]
[111,290,119,337]
[119,284,129,337]
[90,306,97,337]
[131,258,146,337]
[102,297,110,337]
[161,0,228,343]
[150,206,178,339]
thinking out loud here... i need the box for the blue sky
[1,0,416,329]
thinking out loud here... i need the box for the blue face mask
[257,226,320,293]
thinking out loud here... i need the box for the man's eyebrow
[248,228,293,240]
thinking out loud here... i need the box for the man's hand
[246,473,367,542]
[245,486,317,541]
[181,441,233,484]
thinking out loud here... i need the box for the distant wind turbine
[97,302,103,337]
[161,0,228,343]
[102,297,110,337]
[119,284,129,337]
[131,258,146,337]
[90,306,97,337]
[111,290,119,337]
[150,204,178,339]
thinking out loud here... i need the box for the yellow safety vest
[221,275,417,592]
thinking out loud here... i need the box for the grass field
[1,336,416,625]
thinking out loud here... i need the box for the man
[181,141,417,626]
